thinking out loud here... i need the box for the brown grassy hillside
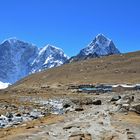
[11,51,140,89]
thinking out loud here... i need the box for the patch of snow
[31,44,68,73]
[0,81,10,89]
[1,37,17,44]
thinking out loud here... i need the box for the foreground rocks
[0,90,140,140]
[71,98,102,106]
[0,97,103,128]
[110,95,121,102]
[110,94,140,115]
[68,132,92,140]
[0,98,64,128]
[131,104,140,114]
[11,99,140,140]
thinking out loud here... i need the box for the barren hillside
[10,51,140,89]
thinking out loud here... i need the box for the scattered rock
[26,126,35,129]
[131,104,140,114]
[115,95,135,113]
[124,112,128,115]
[63,125,73,130]
[75,106,84,112]
[71,98,102,106]
[63,103,71,108]
[98,120,104,125]
[84,98,96,105]
[118,107,128,113]
[126,128,130,131]
[63,100,74,109]
[92,100,102,105]
[30,111,42,119]
[110,95,121,102]
[15,113,22,117]
[102,133,119,140]
[0,99,66,128]
[127,131,136,140]
[6,112,13,118]
[68,132,92,140]
[116,95,134,105]
[122,104,130,110]
[71,98,94,105]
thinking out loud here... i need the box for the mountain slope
[0,38,38,83]
[11,51,140,89]
[0,38,68,83]
[68,34,120,63]
[31,45,68,73]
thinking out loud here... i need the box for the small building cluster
[68,84,140,93]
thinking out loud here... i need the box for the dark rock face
[67,34,120,63]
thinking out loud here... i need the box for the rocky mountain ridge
[0,38,68,84]
[68,34,120,63]
[0,34,120,85]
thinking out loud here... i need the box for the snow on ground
[0,81,10,89]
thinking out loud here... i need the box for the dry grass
[112,112,140,125]
[1,51,140,139]
[10,51,140,90]
[0,115,64,140]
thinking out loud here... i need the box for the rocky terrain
[0,84,140,140]
[0,44,140,139]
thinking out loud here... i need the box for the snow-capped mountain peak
[80,34,120,56]
[95,33,110,40]
[39,44,65,56]
[1,37,17,44]
[67,34,120,63]
[31,44,68,73]
[0,39,68,83]
[95,34,111,46]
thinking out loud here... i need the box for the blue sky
[0,0,140,56]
